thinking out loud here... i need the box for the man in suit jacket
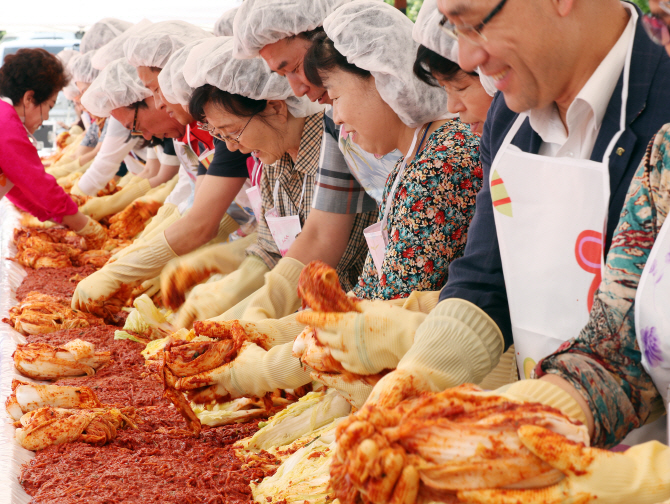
[307,0,670,411]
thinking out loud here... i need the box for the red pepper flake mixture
[20,411,274,504]
[26,326,162,407]
[16,266,96,301]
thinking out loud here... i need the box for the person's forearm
[164,213,220,256]
[148,164,180,188]
[540,374,595,436]
[77,144,100,166]
[62,211,89,231]
[287,209,356,268]
[73,144,94,159]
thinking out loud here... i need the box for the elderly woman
[71,26,257,318]
[159,36,376,329]
[302,0,482,301]
[0,48,106,245]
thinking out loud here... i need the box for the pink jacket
[0,100,78,222]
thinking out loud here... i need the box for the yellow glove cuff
[398,298,504,390]
[503,379,589,427]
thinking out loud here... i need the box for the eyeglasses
[642,12,670,47]
[129,106,144,137]
[439,0,508,46]
[197,115,255,146]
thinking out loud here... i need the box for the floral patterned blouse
[352,120,482,300]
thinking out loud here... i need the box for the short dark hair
[0,48,69,105]
[188,84,267,122]
[303,31,371,88]
[413,44,477,87]
[291,26,325,42]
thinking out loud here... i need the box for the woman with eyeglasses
[71,27,258,317]
[157,35,364,331]
[0,48,107,246]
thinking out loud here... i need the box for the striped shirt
[246,112,377,291]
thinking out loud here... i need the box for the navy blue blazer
[439,11,670,348]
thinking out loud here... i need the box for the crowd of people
[2,0,670,501]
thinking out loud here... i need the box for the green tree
[630,0,650,13]
[385,0,424,21]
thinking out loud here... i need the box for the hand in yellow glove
[161,237,256,310]
[175,341,311,403]
[310,371,373,409]
[172,255,269,329]
[73,216,107,250]
[71,231,177,312]
[365,298,504,408]
[134,175,179,205]
[200,313,306,348]
[295,301,428,376]
[80,177,152,221]
[459,426,670,504]
[235,256,305,322]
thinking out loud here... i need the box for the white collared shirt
[530,2,637,159]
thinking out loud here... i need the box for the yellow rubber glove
[203,312,306,348]
[134,203,182,244]
[161,235,256,310]
[309,371,373,409]
[56,171,84,189]
[116,172,136,188]
[295,301,428,375]
[71,231,177,312]
[175,341,312,402]
[74,216,107,250]
[46,158,81,179]
[134,276,161,299]
[80,178,152,221]
[366,298,504,407]
[458,426,670,504]
[235,256,305,322]
[211,214,242,244]
[135,175,178,205]
[173,255,269,329]
[69,180,90,198]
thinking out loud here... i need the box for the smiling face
[19,90,58,134]
[202,99,291,165]
[110,95,186,140]
[259,37,332,105]
[438,72,493,135]
[436,0,574,113]
[136,66,194,126]
[324,68,404,156]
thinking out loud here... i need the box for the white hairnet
[91,19,153,70]
[158,37,213,106]
[56,49,79,67]
[184,37,322,118]
[124,21,212,69]
[63,81,81,101]
[80,18,132,54]
[324,0,448,127]
[70,51,100,84]
[214,7,239,37]
[81,58,152,118]
[413,0,496,97]
[233,0,358,59]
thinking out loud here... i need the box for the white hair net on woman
[124,21,213,69]
[412,0,497,97]
[70,51,100,84]
[81,58,152,118]
[214,7,239,37]
[80,18,132,54]
[323,0,448,127]
[232,0,357,59]
[56,49,79,67]
[184,36,323,118]
[158,37,213,106]
[91,19,153,70]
